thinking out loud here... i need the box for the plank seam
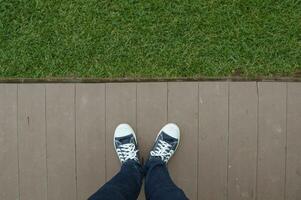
[136,84,139,162]
[167,82,169,121]
[74,84,78,200]
[196,82,200,200]
[135,83,138,162]
[255,82,260,200]
[165,82,168,123]
[17,84,21,200]
[104,84,107,181]
[226,82,230,200]
[284,82,288,200]
[45,85,48,200]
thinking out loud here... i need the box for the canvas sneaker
[149,123,180,163]
[114,123,139,164]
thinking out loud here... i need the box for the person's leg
[89,124,143,200]
[89,160,143,200]
[144,158,187,200]
[144,123,188,200]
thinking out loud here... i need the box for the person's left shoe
[114,123,140,164]
[148,123,180,164]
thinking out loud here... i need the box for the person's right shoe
[148,123,180,164]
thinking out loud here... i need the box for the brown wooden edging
[0,76,301,83]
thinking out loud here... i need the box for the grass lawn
[0,0,300,78]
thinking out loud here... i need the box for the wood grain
[76,84,106,200]
[18,84,47,200]
[198,82,228,200]
[46,84,76,200]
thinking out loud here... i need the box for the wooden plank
[257,82,286,200]
[168,82,198,200]
[228,82,257,200]
[286,82,301,200]
[137,82,167,200]
[18,84,47,200]
[76,84,106,200]
[137,82,168,161]
[105,83,137,179]
[0,84,18,200]
[198,82,228,200]
[46,84,76,200]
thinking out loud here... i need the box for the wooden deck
[0,82,300,200]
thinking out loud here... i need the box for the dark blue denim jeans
[89,158,188,200]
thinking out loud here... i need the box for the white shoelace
[150,140,174,162]
[116,143,138,162]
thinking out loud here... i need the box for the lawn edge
[0,76,301,83]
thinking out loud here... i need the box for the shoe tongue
[161,131,178,143]
[116,134,135,144]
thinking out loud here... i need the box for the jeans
[89,158,188,200]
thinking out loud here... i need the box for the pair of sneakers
[114,123,180,164]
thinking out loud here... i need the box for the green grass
[0,0,300,78]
